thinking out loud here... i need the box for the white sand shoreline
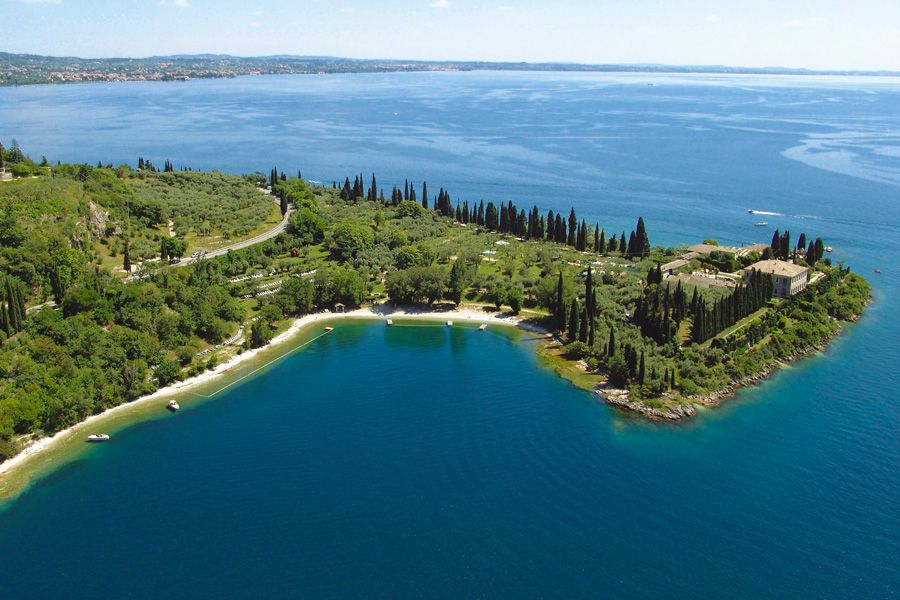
[0,304,542,481]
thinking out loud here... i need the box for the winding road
[173,191,291,267]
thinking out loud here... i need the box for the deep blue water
[1,72,899,598]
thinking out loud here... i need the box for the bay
[0,72,898,597]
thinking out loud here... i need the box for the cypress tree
[422,181,428,209]
[123,239,131,272]
[639,351,646,384]
[556,271,565,331]
[568,298,579,342]
[635,217,650,257]
[618,233,627,254]
[567,209,577,246]
[404,179,409,201]
[607,328,616,357]
[599,229,606,255]
[594,224,600,253]
[546,210,555,241]
[578,308,588,342]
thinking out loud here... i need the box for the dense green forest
[0,144,870,460]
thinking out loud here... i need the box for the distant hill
[2,51,898,86]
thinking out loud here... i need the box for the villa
[744,259,810,298]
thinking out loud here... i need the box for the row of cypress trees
[0,275,27,336]
[691,270,773,343]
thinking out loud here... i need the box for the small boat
[86,434,109,443]
[446,320,453,327]
[874,269,881,274]
[825,246,833,253]
[754,222,768,227]
[747,209,754,213]
[167,400,180,412]
[324,326,334,332]
[479,324,487,331]
[386,319,393,326]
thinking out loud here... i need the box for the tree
[155,358,182,387]
[330,221,374,260]
[555,271,566,331]
[123,239,131,272]
[506,285,523,314]
[250,320,273,348]
[568,298,579,341]
[289,208,326,244]
[448,259,472,305]
[635,217,650,257]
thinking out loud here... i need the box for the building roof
[661,259,689,272]
[747,260,809,278]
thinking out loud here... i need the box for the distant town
[2,51,899,86]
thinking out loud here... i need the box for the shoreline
[0,304,535,484]
[593,317,861,422]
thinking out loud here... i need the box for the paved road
[174,192,291,267]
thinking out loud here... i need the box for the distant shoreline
[0,304,539,500]
[3,51,900,87]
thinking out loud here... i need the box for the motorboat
[754,222,768,227]
[167,400,180,412]
[324,326,334,332]
[86,434,109,443]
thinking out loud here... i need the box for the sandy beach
[0,304,541,481]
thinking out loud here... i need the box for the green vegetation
[0,143,872,463]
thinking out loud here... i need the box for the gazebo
[334,303,345,313]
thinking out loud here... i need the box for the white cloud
[159,0,189,7]
[340,7,354,13]
[704,14,721,24]
[17,0,62,4]
[497,4,513,12]
[252,10,263,16]
[430,0,451,9]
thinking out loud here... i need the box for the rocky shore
[595,336,841,422]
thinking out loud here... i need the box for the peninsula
[0,142,871,468]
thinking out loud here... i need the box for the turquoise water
[1,73,899,597]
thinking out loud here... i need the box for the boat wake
[747,209,784,216]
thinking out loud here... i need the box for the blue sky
[1,0,898,70]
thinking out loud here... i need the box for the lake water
[1,72,899,597]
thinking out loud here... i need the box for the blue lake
[1,72,899,597]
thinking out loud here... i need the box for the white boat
[479,324,487,331]
[86,434,109,443]
[324,326,334,332]
[754,222,768,227]
[167,400,180,412]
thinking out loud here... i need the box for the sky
[1,0,899,71]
